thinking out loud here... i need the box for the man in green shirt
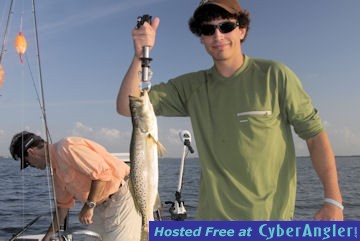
[117,0,343,220]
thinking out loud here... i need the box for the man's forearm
[87,180,107,204]
[306,131,342,202]
[43,207,69,240]
[116,56,142,116]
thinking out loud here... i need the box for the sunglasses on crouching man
[200,21,240,36]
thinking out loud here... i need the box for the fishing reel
[165,191,187,221]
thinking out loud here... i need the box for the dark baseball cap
[9,131,43,169]
[194,0,243,15]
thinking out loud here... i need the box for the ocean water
[0,156,359,240]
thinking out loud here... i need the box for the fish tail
[140,227,149,241]
[140,217,149,241]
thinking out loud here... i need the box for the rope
[31,0,62,238]
[0,0,15,64]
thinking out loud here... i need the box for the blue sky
[0,0,360,157]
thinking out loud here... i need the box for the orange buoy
[14,32,27,63]
[0,65,4,88]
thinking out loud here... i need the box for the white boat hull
[13,234,44,241]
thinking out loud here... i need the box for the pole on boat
[8,215,41,241]
[0,0,15,65]
[165,130,195,220]
[32,0,62,239]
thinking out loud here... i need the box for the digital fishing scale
[136,14,153,92]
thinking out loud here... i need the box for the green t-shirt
[149,55,324,220]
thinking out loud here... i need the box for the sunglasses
[200,21,239,36]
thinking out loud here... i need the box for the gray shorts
[87,179,142,241]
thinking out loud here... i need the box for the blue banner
[149,221,359,240]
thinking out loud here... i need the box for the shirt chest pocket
[237,110,276,129]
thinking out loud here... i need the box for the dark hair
[9,131,44,169]
[189,4,250,42]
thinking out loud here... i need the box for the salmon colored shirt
[49,137,130,208]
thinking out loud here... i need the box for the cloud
[70,121,130,140]
[291,117,360,156]
[97,128,122,139]
[38,0,168,36]
[163,128,182,145]
[337,127,360,145]
[332,126,360,150]
[69,121,131,153]
[71,122,94,136]
[320,120,360,155]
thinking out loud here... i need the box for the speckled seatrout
[129,90,164,240]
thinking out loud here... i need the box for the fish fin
[153,192,162,211]
[146,133,166,157]
[152,192,163,220]
[146,133,157,146]
[157,141,166,157]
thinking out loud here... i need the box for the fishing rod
[24,55,53,142]
[0,0,14,65]
[165,130,195,221]
[1,1,57,239]
[31,0,62,239]
[8,215,41,241]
